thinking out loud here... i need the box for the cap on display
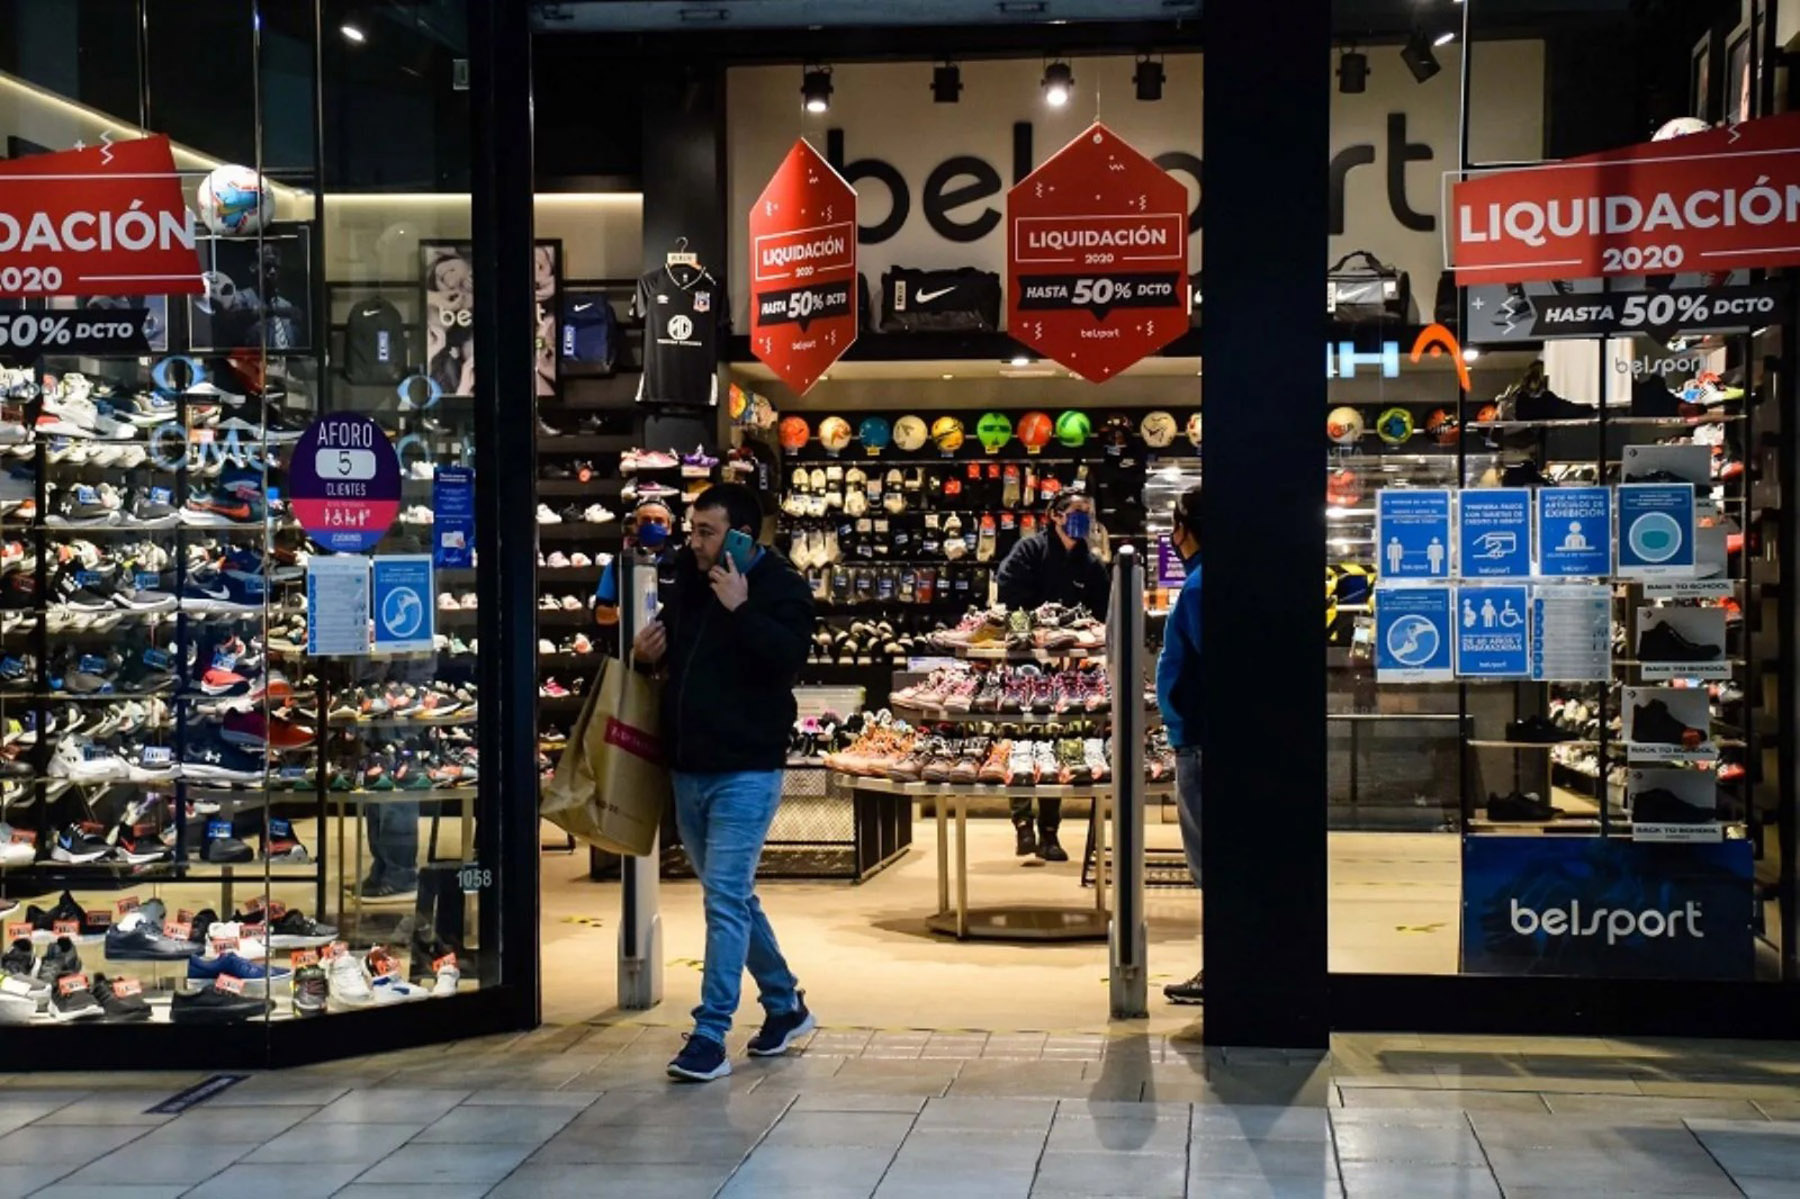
[819,415,853,453]
[1053,410,1092,447]
[1375,406,1414,445]
[1185,411,1203,447]
[778,414,810,451]
[975,411,1013,453]
[894,414,929,451]
[1326,406,1364,444]
[931,415,966,452]
[1017,411,1054,453]
[1139,410,1177,447]
[858,415,891,455]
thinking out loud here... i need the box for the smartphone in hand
[723,529,756,573]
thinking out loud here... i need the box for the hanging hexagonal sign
[1007,122,1191,383]
[748,138,858,395]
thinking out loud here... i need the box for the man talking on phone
[632,482,818,1082]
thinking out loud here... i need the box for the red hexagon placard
[748,138,858,396]
[1007,123,1190,383]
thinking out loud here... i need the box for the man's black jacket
[995,530,1112,619]
[652,546,816,773]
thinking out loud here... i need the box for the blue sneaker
[746,993,816,1057]
[667,1034,731,1082]
[187,951,291,996]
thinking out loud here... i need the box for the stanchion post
[1109,546,1148,1019]
[617,550,664,1009]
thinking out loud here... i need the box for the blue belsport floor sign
[1455,584,1531,677]
[371,554,435,654]
[1376,488,1452,579]
[1374,583,1453,682]
[1617,482,1696,579]
[1536,486,1611,577]
[1458,488,1532,578]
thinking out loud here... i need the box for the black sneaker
[667,1033,731,1082]
[1639,622,1723,663]
[1486,791,1563,822]
[1164,971,1205,1005]
[51,562,117,612]
[46,483,118,527]
[1632,788,1714,824]
[203,819,254,864]
[105,914,198,961]
[292,964,328,1017]
[127,485,180,528]
[91,974,151,1022]
[1632,699,1705,748]
[260,909,338,949]
[52,823,111,864]
[170,983,268,1024]
[1036,827,1069,863]
[40,934,82,978]
[49,971,103,1022]
[1,937,40,983]
[1014,822,1037,857]
[1504,715,1578,744]
[746,993,816,1057]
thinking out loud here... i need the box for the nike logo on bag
[574,303,594,312]
[915,287,957,304]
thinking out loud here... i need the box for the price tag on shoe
[7,828,32,845]
[112,977,143,998]
[266,899,287,918]
[211,935,239,955]
[176,908,195,924]
[115,895,141,915]
[4,921,30,942]
[56,973,87,995]
[51,919,80,938]
[164,921,191,941]
[321,941,348,961]
[83,909,111,931]
[432,953,458,973]
[215,975,245,995]
[289,949,320,969]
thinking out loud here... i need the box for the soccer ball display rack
[1324,321,1774,846]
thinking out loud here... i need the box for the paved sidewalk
[6,1026,1800,1196]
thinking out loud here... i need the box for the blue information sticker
[1375,488,1453,579]
[371,555,436,655]
[1536,486,1612,577]
[1455,584,1531,677]
[1458,488,1533,578]
[432,466,474,569]
[1617,482,1696,578]
[1374,583,1453,682]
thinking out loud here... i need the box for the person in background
[1156,484,1204,1004]
[994,489,1111,861]
[631,483,818,1082]
[595,498,677,628]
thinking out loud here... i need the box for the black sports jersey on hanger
[632,264,727,406]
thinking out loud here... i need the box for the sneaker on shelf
[170,982,270,1023]
[45,483,119,528]
[49,822,112,864]
[182,725,266,784]
[1486,790,1563,822]
[90,974,152,1022]
[104,911,196,961]
[977,739,1012,785]
[620,448,680,473]
[581,504,616,524]
[264,819,312,865]
[291,963,329,1016]
[0,978,34,1024]
[254,908,336,949]
[427,951,460,997]
[48,737,130,783]
[1084,738,1110,783]
[188,951,287,994]
[680,445,719,477]
[535,503,562,525]
[325,950,377,1011]
[202,819,255,864]
[1055,738,1092,786]
[182,485,261,527]
[49,971,104,1022]
[1006,740,1036,786]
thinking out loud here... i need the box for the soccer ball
[930,415,965,453]
[894,415,929,452]
[1185,412,1203,447]
[1139,411,1177,448]
[1053,410,1092,447]
[818,416,853,453]
[976,411,1012,453]
[1017,411,1053,453]
[777,415,809,451]
[1376,407,1415,445]
[197,271,238,314]
[1326,406,1364,444]
[196,165,274,236]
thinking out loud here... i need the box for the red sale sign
[1007,124,1190,384]
[0,135,203,298]
[748,139,857,396]
[1452,112,1800,285]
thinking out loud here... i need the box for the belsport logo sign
[1509,897,1704,944]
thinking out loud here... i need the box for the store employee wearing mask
[595,498,678,626]
[995,490,1111,862]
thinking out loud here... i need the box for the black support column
[471,0,541,1025]
[1200,3,1331,1046]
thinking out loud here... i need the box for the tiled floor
[10,1028,1800,1196]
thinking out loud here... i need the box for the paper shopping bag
[539,656,668,855]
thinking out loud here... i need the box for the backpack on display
[1326,251,1411,323]
[880,266,1001,332]
[343,297,408,384]
[561,290,625,371]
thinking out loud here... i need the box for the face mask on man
[1062,508,1092,543]
[637,521,670,549]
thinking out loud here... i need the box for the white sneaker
[429,953,461,998]
[535,504,561,525]
[371,974,430,1004]
[205,923,269,962]
[325,953,376,1012]
[1084,738,1110,783]
[0,825,37,867]
[0,978,38,1022]
[48,737,130,783]
[581,504,615,525]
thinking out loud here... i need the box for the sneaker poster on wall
[188,225,312,352]
[534,241,561,397]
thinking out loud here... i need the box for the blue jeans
[672,770,800,1043]
[1175,748,1202,887]
[365,801,419,891]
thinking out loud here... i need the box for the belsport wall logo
[1509,898,1703,944]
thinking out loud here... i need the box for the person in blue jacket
[1155,484,1204,1004]
[595,498,677,625]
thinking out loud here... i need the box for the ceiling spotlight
[1133,54,1165,101]
[1462,347,1481,363]
[801,64,833,114]
[1401,30,1441,83]
[1010,355,1031,367]
[340,23,366,43]
[1337,47,1367,94]
[1433,29,1458,47]
[1042,60,1074,108]
[932,61,962,103]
